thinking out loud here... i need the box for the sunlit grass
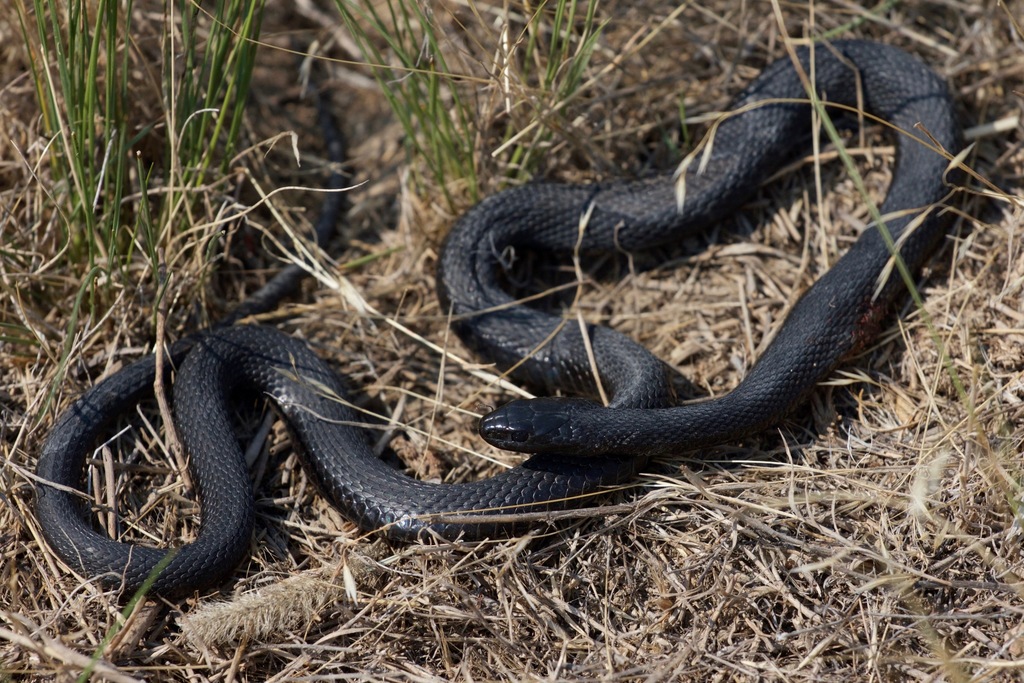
[334,0,603,205]
[16,0,264,294]
[14,0,265,409]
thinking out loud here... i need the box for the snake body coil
[36,40,959,597]
[440,40,959,456]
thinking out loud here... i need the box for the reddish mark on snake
[849,299,891,356]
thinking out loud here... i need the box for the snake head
[479,397,600,453]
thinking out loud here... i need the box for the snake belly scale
[35,40,960,597]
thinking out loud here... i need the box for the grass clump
[11,0,266,412]
[335,0,481,205]
[335,0,605,206]
[15,0,265,298]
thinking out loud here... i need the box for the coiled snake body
[36,40,959,596]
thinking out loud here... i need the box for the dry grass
[3,0,1024,681]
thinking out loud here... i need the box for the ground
[1,0,1023,681]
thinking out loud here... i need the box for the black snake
[35,40,960,596]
